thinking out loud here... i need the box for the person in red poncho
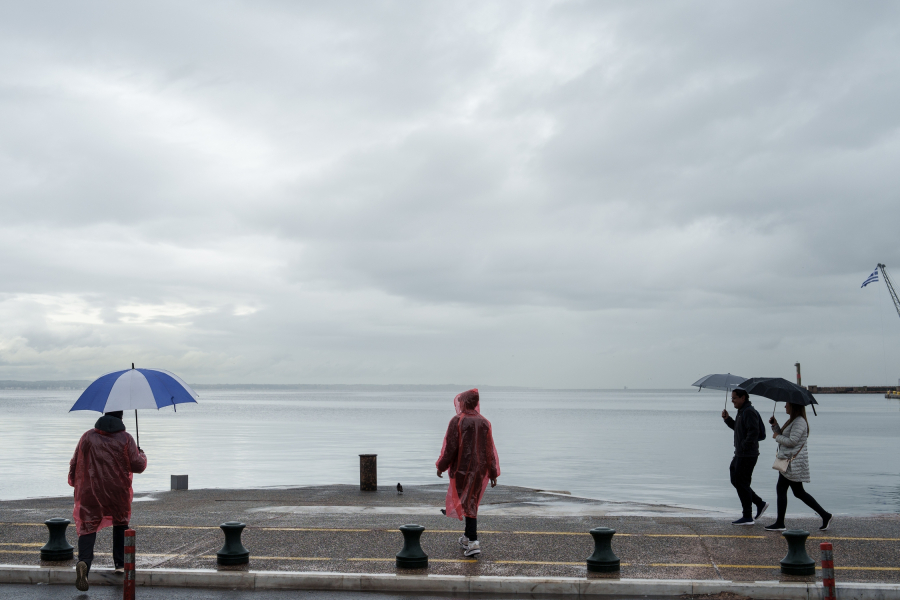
[68,410,147,591]
[435,388,499,557]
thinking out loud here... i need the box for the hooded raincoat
[435,389,500,520]
[68,415,147,536]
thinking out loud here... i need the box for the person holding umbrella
[721,387,769,525]
[69,410,146,591]
[764,402,833,532]
[68,364,198,591]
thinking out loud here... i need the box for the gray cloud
[1,1,899,387]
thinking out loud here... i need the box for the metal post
[396,524,428,568]
[820,542,836,600]
[780,529,815,575]
[123,529,135,600]
[40,518,74,561]
[586,527,620,572]
[359,454,377,491]
[217,522,250,565]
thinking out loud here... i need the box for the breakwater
[807,385,899,394]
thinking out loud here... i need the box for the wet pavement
[1,484,898,584]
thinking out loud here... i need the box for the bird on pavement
[397,483,403,494]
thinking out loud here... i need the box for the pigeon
[396,483,403,494]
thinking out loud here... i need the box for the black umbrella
[739,377,818,416]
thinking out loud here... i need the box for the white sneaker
[463,540,481,557]
[458,535,470,550]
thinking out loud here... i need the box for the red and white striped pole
[820,542,835,600]
[124,529,136,600]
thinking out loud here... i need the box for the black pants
[465,517,477,542]
[78,524,127,572]
[774,474,828,523]
[730,456,764,518]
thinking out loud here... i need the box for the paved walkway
[2,485,897,584]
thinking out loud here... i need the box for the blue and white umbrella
[70,365,199,446]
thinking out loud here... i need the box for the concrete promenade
[1,484,898,592]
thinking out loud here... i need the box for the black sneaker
[764,522,786,531]
[755,502,769,520]
[820,514,833,531]
[732,516,755,526]
[75,561,89,591]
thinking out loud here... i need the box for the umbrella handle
[135,410,139,448]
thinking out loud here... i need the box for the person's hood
[94,414,126,433]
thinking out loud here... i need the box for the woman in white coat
[765,402,832,531]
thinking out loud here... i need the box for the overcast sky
[1,1,899,387]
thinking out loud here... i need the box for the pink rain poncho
[435,389,500,520]
[68,419,147,536]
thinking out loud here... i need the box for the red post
[820,542,835,600]
[124,529,136,600]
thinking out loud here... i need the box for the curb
[3,566,900,599]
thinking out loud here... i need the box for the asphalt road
[2,484,897,583]
[0,584,662,600]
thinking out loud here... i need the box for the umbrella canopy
[738,377,818,415]
[692,373,747,392]
[70,367,199,413]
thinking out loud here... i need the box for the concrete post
[40,518,74,561]
[586,527,620,572]
[217,522,250,565]
[359,454,377,491]
[780,529,815,575]
[820,542,836,600]
[123,529,136,600]
[396,524,428,568]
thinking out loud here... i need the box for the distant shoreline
[2,380,897,393]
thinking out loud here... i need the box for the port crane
[878,264,900,322]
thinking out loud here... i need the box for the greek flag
[861,267,879,288]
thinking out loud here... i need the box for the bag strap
[785,442,805,463]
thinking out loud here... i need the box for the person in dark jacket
[721,388,768,525]
[69,411,147,591]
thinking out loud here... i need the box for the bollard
[586,527,620,572]
[40,518,74,561]
[217,522,250,565]
[821,542,836,600]
[780,529,816,575]
[396,524,428,569]
[171,475,188,490]
[123,529,136,600]
[359,454,377,491]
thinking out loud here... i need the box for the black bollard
[359,454,377,491]
[40,518,75,561]
[217,522,250,565]
[396,524,428,569]
[586,527,620,572]
[780,529,815,575]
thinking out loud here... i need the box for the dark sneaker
[732,516,755,526]
[764,522,786,531]
[755,502,769,520]
[75,561,89,591]
[820,514,833,531]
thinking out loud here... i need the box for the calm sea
[0,388,897,515]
